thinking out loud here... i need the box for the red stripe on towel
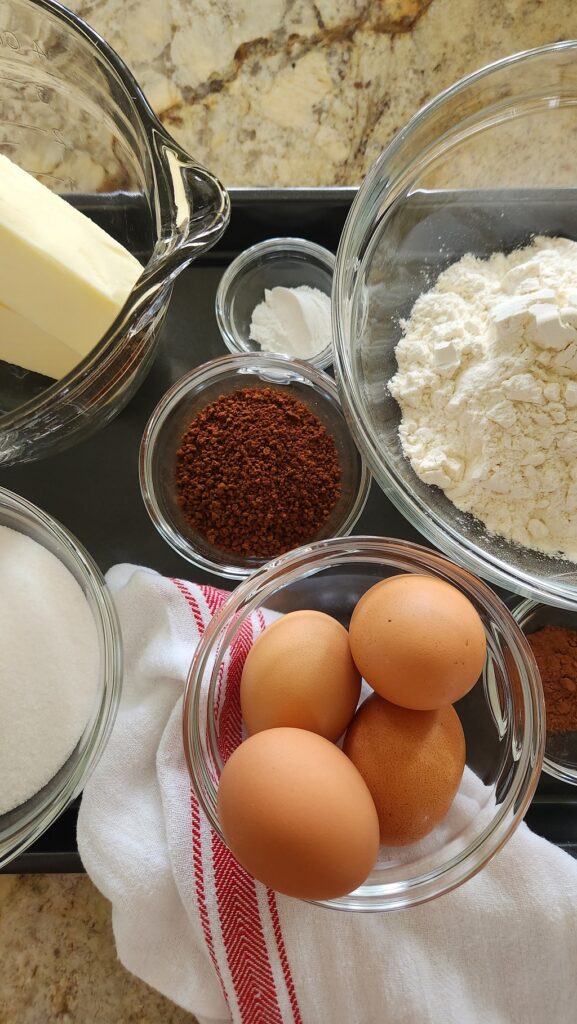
[212,834,284,1024]
[214,660,227,722]
[174,580,230,745]
[179,580,285,1023]
[217,614,253,764]
[213,613,284,1023]
[201,584,229,617]
[267,891,302,1024]
[177,580,229,1004]
[172,578,209,633]
[190,791,229,1006]
[172,578,216,761]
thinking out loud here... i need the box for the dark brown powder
[175,387,342,559]
[527,625,577,733]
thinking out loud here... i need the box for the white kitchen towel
[78,564,577,1024]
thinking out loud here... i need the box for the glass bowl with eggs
[0,487,121,868]
[333,41,577,610]
[183,536,544,912]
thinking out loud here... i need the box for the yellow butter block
[0,154,142,362]
[0,303,81,379]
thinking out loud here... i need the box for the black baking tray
[1,187,576,873]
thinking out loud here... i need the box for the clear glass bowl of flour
[333,41,577,610]
[0,488,121,868]
[215,238,335,370]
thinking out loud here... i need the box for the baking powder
[249,285,332,360]
[389,236,577,557]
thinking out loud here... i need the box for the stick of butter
[0,154,143,378]
[0,304,80,379]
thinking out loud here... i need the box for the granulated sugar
[0,525,99,815]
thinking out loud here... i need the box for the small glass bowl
[183,536,544,912]
[513,599,577,785]
[139,353,370,580]
[0,487,122,868]
[215,238,335,370]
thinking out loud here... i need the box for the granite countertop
[70,0,577,188]
[3,0,577,1021]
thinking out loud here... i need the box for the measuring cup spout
[177,155,231,257]
[149,124,230,270]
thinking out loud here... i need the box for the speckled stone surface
[67,0,577,187]
[0,875,197,1023]
[2,1,577,1021]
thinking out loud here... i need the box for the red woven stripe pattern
[268,891,303,1024]
[174,578,300,1024]
[191,790,228,1004]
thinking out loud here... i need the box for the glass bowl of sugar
[215,237,335,370]
[0,487,121,868]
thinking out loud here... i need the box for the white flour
[389,236,577,558]
[0,526,99,814]
[249,285,332,359]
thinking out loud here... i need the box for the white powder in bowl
[249,285,332,359]
[389,236,577,558]
[0,525,99,815]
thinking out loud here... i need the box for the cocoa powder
[527,625,577,733]
[175,387,342,559]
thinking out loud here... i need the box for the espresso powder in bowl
[175,388,341,559]
[139,354,370,579]
[527,626,577,735]
[514,599,577,784]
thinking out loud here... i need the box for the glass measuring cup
[0,0,230,464]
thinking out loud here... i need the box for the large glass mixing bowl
[0,0,230,464]
[333,42,577,610]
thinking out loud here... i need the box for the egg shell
[217,727,380,900]
[240,610,361,741]
[349,574,486,710]
[343,693,466,846]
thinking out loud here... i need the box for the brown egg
[349,574,486,710]
[240,610,361,741]
[217,727,380,900]
[343,693,466,846]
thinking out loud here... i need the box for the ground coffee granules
[527,625,577,733]
[175,387,342,559]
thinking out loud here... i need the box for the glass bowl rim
[513,596,577,785]
[332,40,577,610]
[139,352,371,580]
[215,236,336,371]
[0,485,122,867]
[183,534,545,912]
